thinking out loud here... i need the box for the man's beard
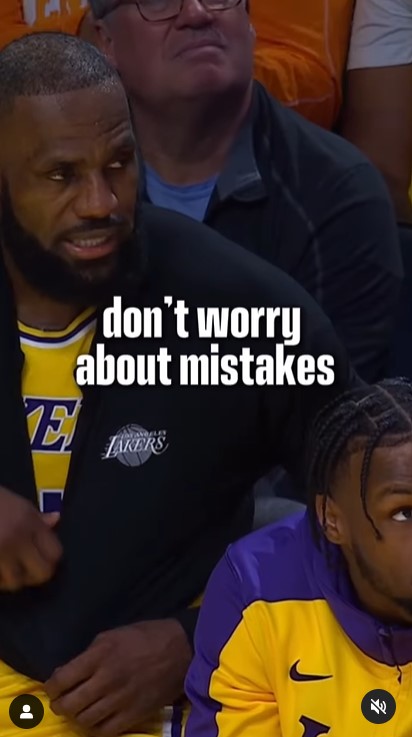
[0,188,144,307]
[353,541,412,621]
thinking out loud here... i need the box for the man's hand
[0,485,62,591]
[45,619,192,737]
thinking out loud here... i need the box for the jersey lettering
[300,715,331,737]
[25,397,81,452]
[22,0,87,26]
[39,490,64,513]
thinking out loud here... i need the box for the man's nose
[73,173,117,220]
[174,0,214,27]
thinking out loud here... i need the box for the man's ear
[315,494,346,545]
[78,10,99,46]
[78,12,115,64]
[97,20,118,66]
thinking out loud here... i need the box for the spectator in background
[1,0,355,130]
[341,0,412,223]
[250,0,355,129]
[88,0,402,385]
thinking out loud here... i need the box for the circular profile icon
[9,694,44,729]
[361,689,396,724]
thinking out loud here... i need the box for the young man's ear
[315,494,346,545]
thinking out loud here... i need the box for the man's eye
[392,509,412,522]
[107,158,131,170]
[49,172,65,181]
[48,168,72,182]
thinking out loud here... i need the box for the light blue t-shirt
[145,164,218,222]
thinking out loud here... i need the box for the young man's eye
[107,158,130,170]
[392,508,412,522]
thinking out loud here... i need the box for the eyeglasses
[101,0,242,22]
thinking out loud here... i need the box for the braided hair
[306,378,412,542]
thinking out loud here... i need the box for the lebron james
[0,31,357,737]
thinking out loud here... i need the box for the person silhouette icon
[19,704,34,720]
[10,694,44,728]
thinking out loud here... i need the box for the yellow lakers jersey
[19,307,96,510]
[185,511,412,737]
[0,309,187,737]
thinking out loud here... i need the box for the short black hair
[0,31,121,119]
[306,378,412,540]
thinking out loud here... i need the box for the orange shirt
[251,0,355,129]
[0,0,87,49]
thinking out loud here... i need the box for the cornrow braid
[306,378,412,542]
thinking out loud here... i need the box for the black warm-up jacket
[0,204,358,681]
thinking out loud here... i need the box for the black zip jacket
[0,204,358,681]
[143,82,402,382]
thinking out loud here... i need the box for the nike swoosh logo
[289,660,332,682]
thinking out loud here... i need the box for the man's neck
[4,251,83,331]
[131,84,253,186]
[345,554,412,628]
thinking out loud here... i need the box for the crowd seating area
[0,0,412,368]
[2,1,353,130]
[0,3,411,735]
